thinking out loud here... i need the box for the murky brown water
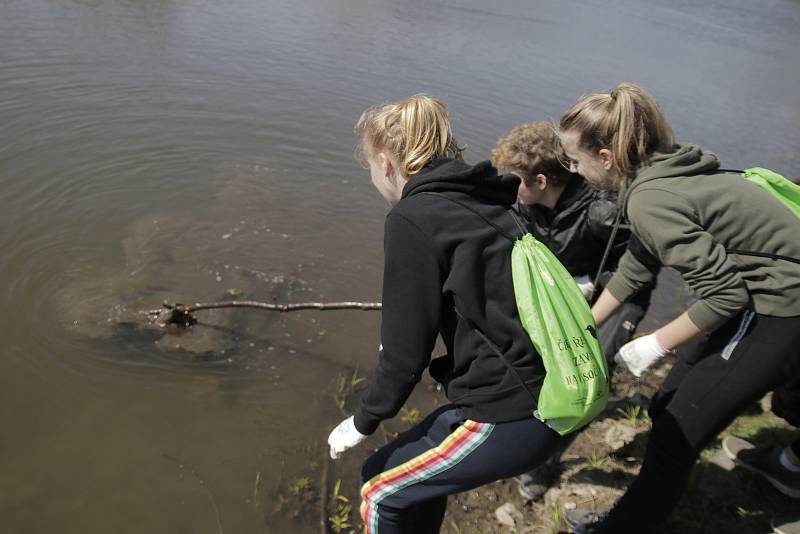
[1,0,799,532]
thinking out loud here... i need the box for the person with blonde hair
[558,82,800,533]
[326,95,570,533]
[492,121,653,501]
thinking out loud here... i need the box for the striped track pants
[359,404,567,534]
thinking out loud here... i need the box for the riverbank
[439,359,797,534]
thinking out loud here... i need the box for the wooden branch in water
[179,300,382,313]
[142,300,382,327]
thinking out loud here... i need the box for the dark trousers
[597,299,648,368]
[596,311,800,534]
[359,404,567,534]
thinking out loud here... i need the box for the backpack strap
[452,307,541,408]
[590,203,624,301]
[714,168,800,264]
[420,192,540,408]
[420,192,523,241]
[607,169,800,278]
[726,249,800,265]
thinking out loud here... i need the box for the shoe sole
[722,436,754,461]
[772,517,800,534]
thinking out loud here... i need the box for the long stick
[178,301,381,313]
[142,300,382,327]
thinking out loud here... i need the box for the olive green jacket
[605,144,800,332]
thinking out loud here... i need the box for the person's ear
[534,174,548,190]
[379,152,397,183]
[598,149,614,170]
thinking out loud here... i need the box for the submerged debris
[143,302,199,328]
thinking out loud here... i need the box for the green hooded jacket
[605,144,800,332]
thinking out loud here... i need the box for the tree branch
[142,300,382,327]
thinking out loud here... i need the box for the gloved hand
[573,274,595,301]
[614,333,671,377]
[328,416,368,459]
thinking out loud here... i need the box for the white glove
[614,333,671,378]
[573,274,595,301]
[327,416,368,459]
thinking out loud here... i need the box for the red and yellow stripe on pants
[359,419,493,534]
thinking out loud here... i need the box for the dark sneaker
[517,473,549,502]
[730,441,800,499]
[564,508,606,533]
[517,457,559,501]
[773,516,800,534]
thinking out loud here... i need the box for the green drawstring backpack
[511,232,609,435]
[741,168,800,219]
[426,193,609,436]
[719,167,800,265]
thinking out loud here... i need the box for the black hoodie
[354,159,545,435]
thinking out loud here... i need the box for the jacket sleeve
[353,212,443,435]
[623,188,749,332]
[605,248,659,302]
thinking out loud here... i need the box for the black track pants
[596,311,800,534]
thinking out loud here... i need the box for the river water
[1,0,799,532]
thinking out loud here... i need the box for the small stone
[495,502,522,528]
[604,422,637,449]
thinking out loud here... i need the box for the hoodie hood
[401,158,519,206]
[630,144,720,189]
[623,144,720,210]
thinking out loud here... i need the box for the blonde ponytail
[355,95,463,180]
[560,82,674,177]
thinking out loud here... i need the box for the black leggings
[773,373,800,458]
[596,311,800,534]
